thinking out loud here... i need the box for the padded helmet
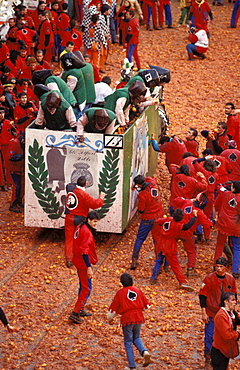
[34,84,51,98]
[32,69,52,85]
[128,80,147,99]
[138,69,160,88]
[149,65,171,83]
[92,109,109,130]
[46,92,61,112]
[61,52,86,70]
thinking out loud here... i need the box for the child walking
[107,273,151,369]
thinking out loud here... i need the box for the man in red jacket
[199,257,237,370]
[65,176,104,267]
[225,102,240,150]
[38,11,55,63]
[69,211,100,324]
[130,174,164,270]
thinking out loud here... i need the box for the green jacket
[84,108,117,133]
[45,76,77,106]
[80,63,96,104]
[62,69,87,105]
[104,87,130,113]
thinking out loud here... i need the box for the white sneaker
[143,350,151,367]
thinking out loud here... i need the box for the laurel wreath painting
[28,139,62,220]
[98,148,119,219]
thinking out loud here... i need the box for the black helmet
[32,69,52,85]
[92,109,109,130]
[46,92,61,112]
[138,69,160,88]
[34,84,51,98]
[128,80,147,98]
[60,52,86,70]
[73,50,86,63]
[149,65,171,83]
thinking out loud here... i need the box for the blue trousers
[151,252,169,280]
[122,323,147,368]
[132,219,154,259]
[204,317,214,354]
[164,4,172,26]
[231,236,240,274]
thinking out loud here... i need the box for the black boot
[130,257,138,270]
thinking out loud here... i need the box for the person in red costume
[199,257,237,370]
[214,181,240,277]
[16,46,28,73]
[189,0,213,34]
[192,157,219,219]
[201,122,229,155]
[151,133,187,171]
[0,41,10,65]
[186,23,208,61]
[15,15,38,55]
[7,132,25,213]
[221,141,240,182]
[56,3,71,48]
[35,50,51,69]
[0,107,15,188]
[65,176,105,267]
[171,196,212,276]
[211,292,240,370]
[225,102,240,150]
[125,9,141,70]
[169,163,207,208]
[6,18,18,51]
[31,1,47,31]
[19,5,36,29]
[180,152,198,178]
[60,20,83,51]
[107,273,151,369]
[16,79,38,106]
[130,175,164,270]
[202,149,232,185]
[69,211,100,324]
[142,0,161,30]
[37,10,55,63]
[183,128,199,157]
[152,208,197,290]
[14,93,38,134]
[21,57,43,81]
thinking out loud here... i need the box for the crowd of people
[0,0,239,369]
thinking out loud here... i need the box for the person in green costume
[77,108,117,141]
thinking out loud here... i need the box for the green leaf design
[28,140,63,220]
[98,148,120,219]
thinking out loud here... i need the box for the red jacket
[169,164,207,206]
[183,139,199,157]
[180,156,197,178]
[72,223,98,269]
[213,308,239,359]
[193,161,219,196]
[212,155,232,184]
[7,136,24,173]
[108,286,150,326]
[172,197,211,236]
[60,28,83,49]
[221,149,240,182]
[158,137,187,169]
[6,26,18,51]
[199,272,236,318]
[152,216,184,254]
[0,119,14,146]
[38,19,54,49]
[126,17,140,44]
[137,177,164,220]
[66,186,104,217]
[14,102,38,133]
[215,190,240,237]
[0,43,10,64]
[227,114,240,150]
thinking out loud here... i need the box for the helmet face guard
[46,92,61,113]
[93,109,109,130]
[128,80,147,102]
